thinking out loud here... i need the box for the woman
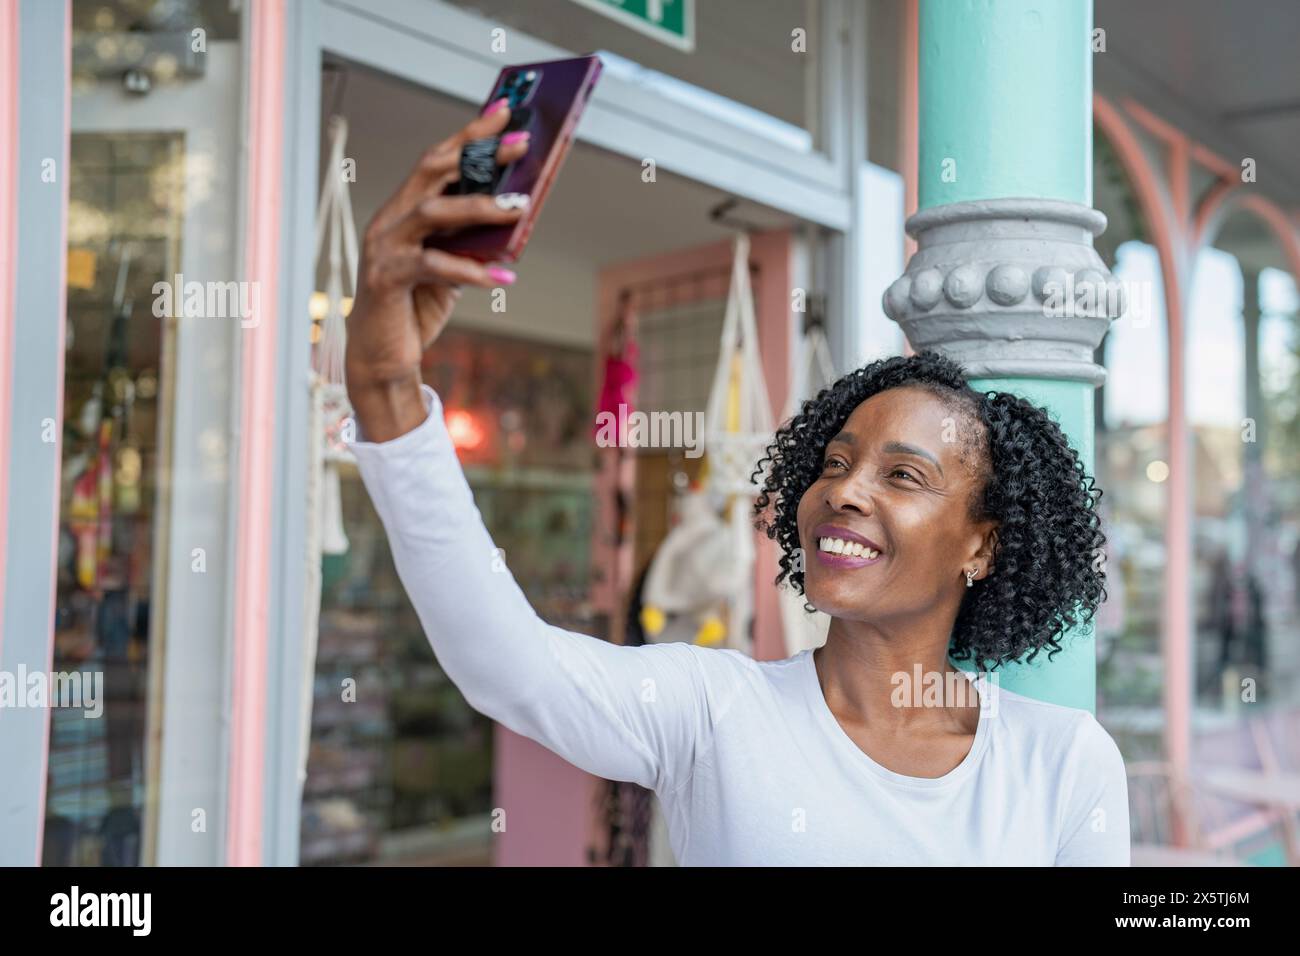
[344,104,1130,866]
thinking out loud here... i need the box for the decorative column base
[882,199,1124,386]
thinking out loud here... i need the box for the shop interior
[302,60,806,866]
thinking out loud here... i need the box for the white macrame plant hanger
[701,232,775,655]
[778,320,836,655]
[300,115,358,799]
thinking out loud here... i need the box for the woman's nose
[825,474,874,515]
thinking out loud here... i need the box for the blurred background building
[1,0,1297,866]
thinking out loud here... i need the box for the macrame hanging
[300,115,359,798]
[778,319,836,655]
[701,232,775,654]
[637,235,774,655]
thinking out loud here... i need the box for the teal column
[919,0,1092,209]
[884,0,1118,712]
[966,379,1096,711]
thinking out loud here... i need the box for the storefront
[0,0,908,866]
[8,0,1295,869]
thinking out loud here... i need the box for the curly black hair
[751,350,1106,671]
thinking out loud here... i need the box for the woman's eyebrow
[882,440,944,477]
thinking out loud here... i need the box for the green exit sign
[568,0,695,52]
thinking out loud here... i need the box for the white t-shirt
[349,384,1131,866]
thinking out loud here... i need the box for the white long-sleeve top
[348,383,1131,866]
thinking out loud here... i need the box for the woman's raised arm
[343,111,738,794]
[348,383,731,794]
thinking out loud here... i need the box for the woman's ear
[976,524,999,577]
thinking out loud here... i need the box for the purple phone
[424,55,603,263]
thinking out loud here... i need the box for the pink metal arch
[1193,186,1300,281]
[1092,93,1195,846]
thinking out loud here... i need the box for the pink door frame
[591,231,795,663]
[227,0,285,866]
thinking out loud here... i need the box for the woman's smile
[813,523,886,568]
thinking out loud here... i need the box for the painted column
[884,0,1120,711]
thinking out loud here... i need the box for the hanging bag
[700,233,775,654]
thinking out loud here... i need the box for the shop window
[49,132,174,867]
[1258,268,1300,706]
[1186,228,1299,714]
[301,328,595,865]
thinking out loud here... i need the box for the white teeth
[818,536,880,559]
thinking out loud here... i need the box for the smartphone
[424,54,603,264]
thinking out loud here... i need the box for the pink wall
[492,728,596,866]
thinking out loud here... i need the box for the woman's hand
[345,100,529,442]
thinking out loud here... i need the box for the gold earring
[965,568,976,587]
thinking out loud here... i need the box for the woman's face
[796,386,998,624]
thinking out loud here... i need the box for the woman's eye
[823,458,846,471]
[890,467,916,482]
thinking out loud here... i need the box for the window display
[46,132,177,867]
[301,328,595,865]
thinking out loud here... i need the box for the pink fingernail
[488,267,516,285]
[481,97,509,116]
[500,130,530,146]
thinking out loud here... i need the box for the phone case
[426,55,604,263]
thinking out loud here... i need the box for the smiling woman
[744,351,1125,844]
[348,339,1128,863]
[754,350,1109,672]
[342,104,1127,864]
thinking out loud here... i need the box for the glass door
[48,0,244,866]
